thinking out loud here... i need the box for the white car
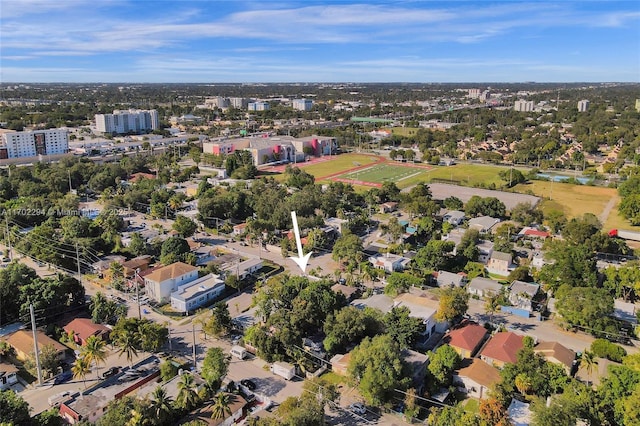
[349,402,366,415]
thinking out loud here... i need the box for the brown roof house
[479,332,525,368]
[444,322,488,358]
[453,358,501,400]
[534,341,576,374]
[144,262,199,304]
[0,362,19,390]
[63,318,111,346]
[181,393,247,426]
[4,329,67,362]
[122,255,152,278]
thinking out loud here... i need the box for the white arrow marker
[289,211,312,274]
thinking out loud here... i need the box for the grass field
[340,163,426,184]
[298,153,380,179]
[425,163,506,187]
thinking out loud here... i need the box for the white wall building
[577,100,590,112]
[144,262,199,304]
[170,273,225,312]
[292,99,314,111]
[514,100,534,112]
[0,128,68,159]
[247,102,270,111]
[95,109,159,134]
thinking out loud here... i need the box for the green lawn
[340,163,427,184]
[425,163,507,187]
[298,153,381,179]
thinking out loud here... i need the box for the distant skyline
[1,1,639,83]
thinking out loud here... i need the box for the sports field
[340,163,426,184]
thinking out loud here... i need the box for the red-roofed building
[518,227,551,240]
[63,318,111,346]
[444,322,488,358]
[479,332,525,368]
[129,172,156,183]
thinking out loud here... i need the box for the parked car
[102,367,120,379]
[54,371,73,384]
[240,379,256,391]
[349,402,366,415]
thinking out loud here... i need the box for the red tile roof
[446,323,488,352]
[524,229,550,238]
[63,318,110,342]
[480,332,524,365]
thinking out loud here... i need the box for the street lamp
[135,268,142,319]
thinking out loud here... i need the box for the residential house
[331,283,360,301]
[468,277,504,298]
[144,262,199,304]
[613,299,637,325]
[533,341,575,375]
[221,258,263,280]
[181,394,248,426]
[468,216,501,233]
[479,331,525,368]
[324,217,349,236]
[518,227,551,240]
[193,246,217,266]
[91,255,126,274]
[436,270,466,288]
[394,293,449,342]
[330,353,352,376]
[232,223,248,236]
[443,210,466,226]
[63,318,111,346]
[453,358,500,400]
[477,240,494,264]
[401,349,430,389]
[380,202,398,213]
[508,281,540,311]
[121,255,152,278]
[4,329,67,362]
[444,322,488,358]
[368,253,411,273]
[487,251,512,276]
[0,362,18,390]
[170,273,225,313]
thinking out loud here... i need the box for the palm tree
[484,293,501,325]
[150,386,174,425]
[514,373,532,395]
[72,356,91,389]
[114,329,139,366]
[81,335,107,378]
[210,392,234,420]
[580,351,598,386]
[176,373,200,411]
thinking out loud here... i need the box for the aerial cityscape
[1,1,640,426]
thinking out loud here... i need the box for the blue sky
[1,1,639,83]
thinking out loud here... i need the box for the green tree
[412,240,455,273]
[172,215,197,238]
[160,359,178,382]
[0,389,32,426]
[332,232,364,271]
[323,306,382,354]
[579,351,598,385]
[176,372,200,410]
[556,285,615,334]
[499,168,526,188]
[384,272,423,297]
[383,306,423,349]
[427,344,461,387]
[149,386,174,425]
[81,335,107,379]
[347,335,405,405]
[160,236,190,265]
[72,356,92,388]
[436,286,469,323]
[427,404,480,426]
[210,392,234,420]
[201,347,229,387]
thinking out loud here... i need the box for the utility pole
[5,215,12,261]
[75,242,81,284]
[166,323,172,351]
[192,323,197,370]
[30,304,43,386]
[135,269,142,319]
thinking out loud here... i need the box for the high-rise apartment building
[0,129,68,159]
[635,99,640,113]
[577,100,590,112]
[247,102,270,111]
[95,109,159,134]
[514,100,534,112]
[292,99,314,111]
[229,97,249,109]
[468,89,481,99]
